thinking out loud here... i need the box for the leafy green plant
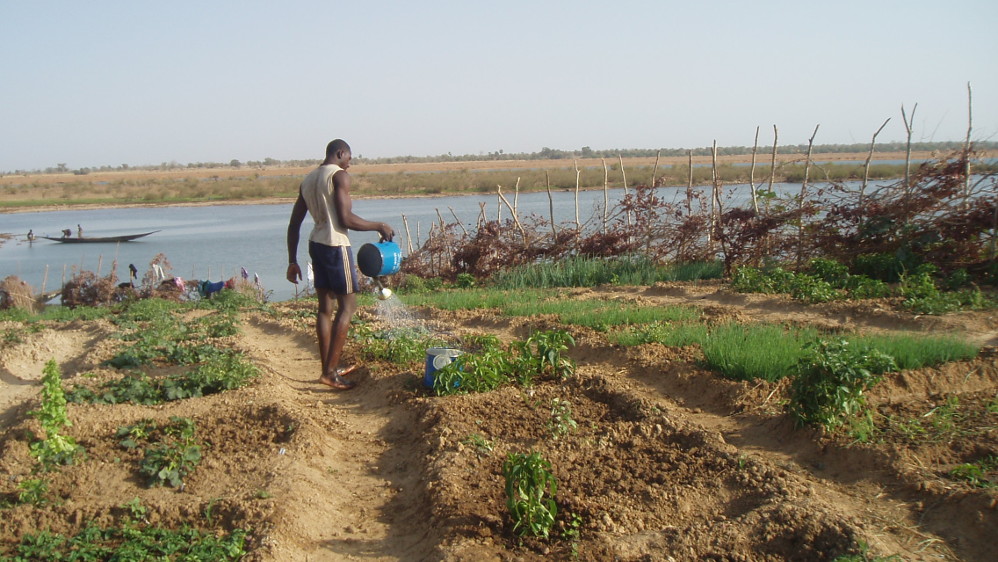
[28,360,84,468]
[118,417,202,488]
[788,339,897,432]
[947,455,997,488]
[16,478,49,506]
[433,347,512,395]
[503,451,558,538]
[358,329,444,364]
[5,522,247,561]
[68,353,258,405]
[610,321,708,347]
[461,433,495,456]
[517,329,576,380]
[546,398,578,440]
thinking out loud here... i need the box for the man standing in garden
[286,139,394,390]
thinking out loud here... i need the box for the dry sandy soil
[1,282,996,561]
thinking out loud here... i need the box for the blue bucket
[357,241,402,277]
[424,347,462,388]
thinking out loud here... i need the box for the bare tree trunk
[402,214,414,254]
[497,185,528,244]
[861,118,891,216]
[749,126,760,214]
[798,124,820,267]
[545,171,557,239]
[448,207,468,236]
[767,125,778,216]
[619,154,631,227]
[964,82,973,205]
[574,159,581,233]
[602,158,609,235]
[651,150,661,188]
[708,141,718,251]
[686,150,694,216]
[513,177,520,216]
[901,103,917,219]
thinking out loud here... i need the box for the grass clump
[700,323,819,382]
[492,256,721,289]
[846,333,978,370]
[609,321,708,347]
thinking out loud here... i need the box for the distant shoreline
[0,150,984,215]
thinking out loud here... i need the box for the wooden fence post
[861,118,891,217]
[749,126,760,214]
[798,124,820,267]
[619,154,631,227]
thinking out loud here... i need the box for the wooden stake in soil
[545,171,557,238]
[861,118,891,215]
[963,82,973,205]
[574,159,581,233]
[619,154,631,227]
[651,150,661,188]
[448,207,468,236]
[798,124,820,267]
[749,126,760,214]
[686,150,694,216]
[602,158,609,235]
[401,214,414,255]
[768,125,778,215]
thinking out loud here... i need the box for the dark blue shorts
[308,241,359,295]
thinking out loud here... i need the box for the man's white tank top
[301,164,351,247]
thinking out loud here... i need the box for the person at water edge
[77,224,83,238]
[286,139,394,391]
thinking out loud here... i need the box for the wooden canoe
[41,231,160,243]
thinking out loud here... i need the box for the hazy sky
[2,0,996,172]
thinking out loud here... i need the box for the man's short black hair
[326,139,351,158]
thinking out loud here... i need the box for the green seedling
[503,451,558,538]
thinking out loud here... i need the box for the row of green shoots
[2,294,261,559]
[372,285,979,440]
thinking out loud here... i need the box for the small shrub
[546,398,578,440]
[788,339,897,432]
[16,478,49,506]
[118,416,202,488]
[514,329,576,380]
[503,451,558,538]
[29,360,84,468]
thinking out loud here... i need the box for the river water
[0,180,882,302]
